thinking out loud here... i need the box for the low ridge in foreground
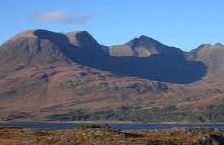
[0,127,223,145]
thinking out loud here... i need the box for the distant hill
[0,29,224,123]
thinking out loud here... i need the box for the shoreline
[3,120,224,125]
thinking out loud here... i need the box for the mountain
[105,36,206,84]
[109,35,183,57]
[187,43,224,80]
[0,30,106,67]
[0,29,224,122]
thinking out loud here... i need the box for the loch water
[1,122,224,131]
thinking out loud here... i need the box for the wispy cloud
[35,10,92,24]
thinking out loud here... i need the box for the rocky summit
[0,29,224,122]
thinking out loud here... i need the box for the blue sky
[0,0,223,51]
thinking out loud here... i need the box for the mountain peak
[4,29,99,49]
[6,29,65,45]
[196,44,212,49]
[127,35,159,46]
[0,29,76,66]
[109,35,183,57]
[196,43,224,51]
[8,29,94,44]
[9,30,36,42]
[0,29,110,71]
[138,35,153,40]
[65,30,90,37]
[214,43,224,47]
[65,30,98,47]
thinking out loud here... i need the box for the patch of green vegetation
[0,123,11,128]
[188,104,224,123]
[46,104,224,123]
[80,124,112,129]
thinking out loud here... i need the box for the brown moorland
[0,127,224,145]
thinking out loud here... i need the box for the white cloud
[35,10,92,24]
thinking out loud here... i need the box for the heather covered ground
[0,127,223,145]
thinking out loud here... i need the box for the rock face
[0,29,224,122]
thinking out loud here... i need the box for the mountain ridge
[2,29,223,54]
[1,29,223,84]
[0,29,224,122]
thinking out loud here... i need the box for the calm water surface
[1,122,224,131]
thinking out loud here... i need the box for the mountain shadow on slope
[74,54,207,84]
[33,30,107,66]
[33,30,208,84]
